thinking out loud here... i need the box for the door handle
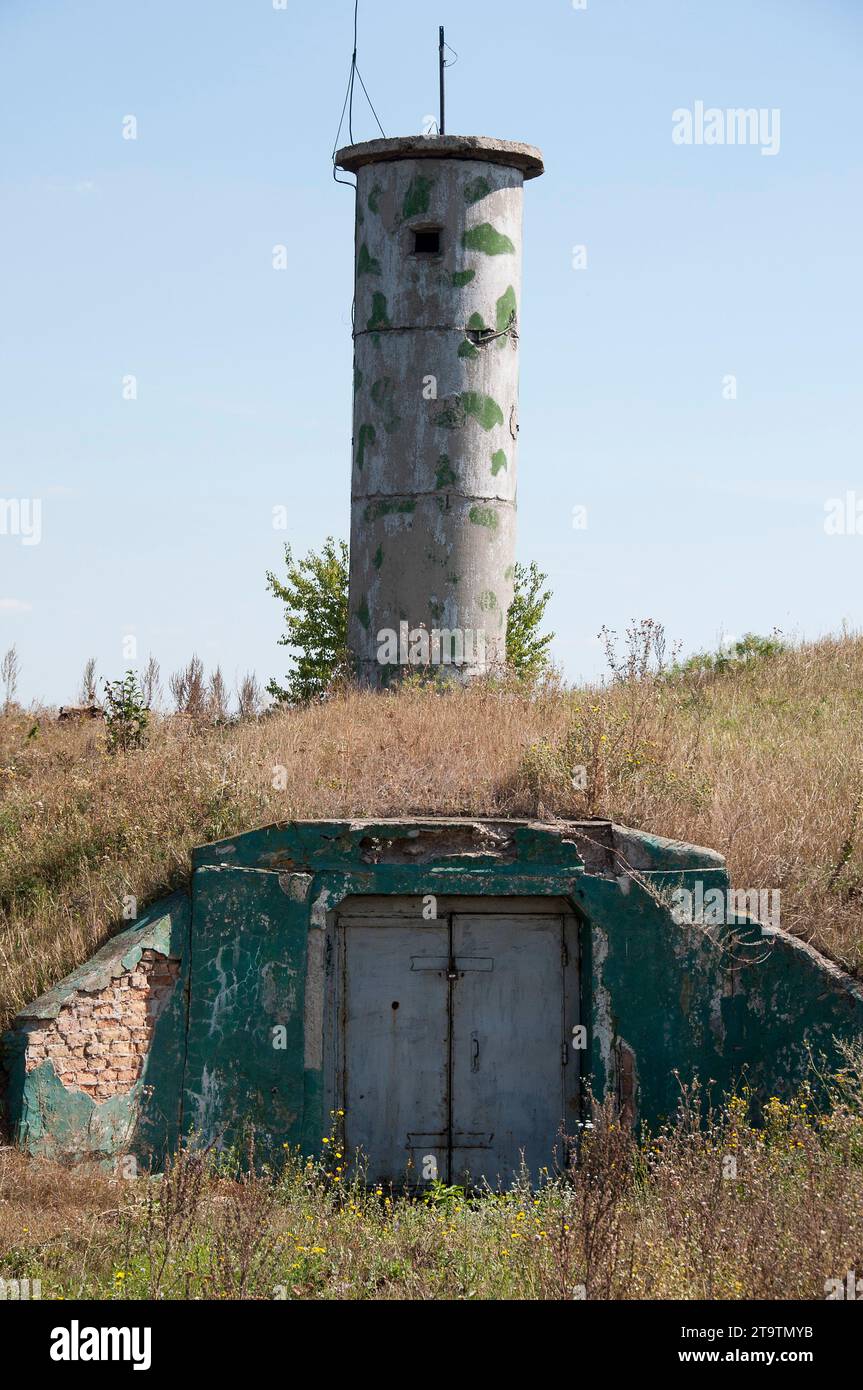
[471,1031,480,1072]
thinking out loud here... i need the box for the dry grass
[2,1072,863,1300]
[2,632,863,1031]
[3,635,863,1300]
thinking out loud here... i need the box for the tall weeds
[2,1062,863,1300]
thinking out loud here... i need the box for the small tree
[506,562,554,679]
[1,645,19,713]
[266,539,350,705]
[267,541,556,698]
[103,672,149,753]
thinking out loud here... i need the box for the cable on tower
[332,0,386,188]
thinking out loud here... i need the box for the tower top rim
[335,134,544,180]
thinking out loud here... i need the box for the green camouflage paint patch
[491,449,508,475]
[367,293,391,331]
[436,393,504,432]
[435,399,465,430]
[373,545,384,570]
[452,269,476,288]
[496,286,517,334]
[462,392,504,431]
[435,456,458,489]
[464,175,492,205]
[462,223,516,256]
[504,564,515,581]
[368,183,383,214]
[458,340,480,359]
[357,244,382,276]
[371,377,402,433]
[356,423,376,471]
[357,597,370,631]
[469,505,499,530]
[402,175,434,220]
[467,312,488,332]
[363,499,417,522]
[429,599,444,621]
[354,366,364,392]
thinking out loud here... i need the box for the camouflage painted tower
[335,135,544,684]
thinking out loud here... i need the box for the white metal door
[339,906,572,1187]
[342,921,449,1183]
[450,914,566,1186]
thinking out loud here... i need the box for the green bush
[103,672,149,754]
[267,543,555,701]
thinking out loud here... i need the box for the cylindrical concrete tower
[335,135,544,684]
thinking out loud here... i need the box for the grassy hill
[2,630,863,1300]
[3,631,863,1032]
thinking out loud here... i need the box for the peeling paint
[279,873,313,902]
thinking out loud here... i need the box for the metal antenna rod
[439,25,446,136]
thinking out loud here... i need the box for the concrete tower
[335,135,544,684]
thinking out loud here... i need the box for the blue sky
[1,0,861,704]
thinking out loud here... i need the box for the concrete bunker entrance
[325,894,582,1188]
[9,816,863,1173]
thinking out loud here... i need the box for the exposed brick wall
[23,950,180,1102]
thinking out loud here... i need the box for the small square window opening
[412,229,442,256]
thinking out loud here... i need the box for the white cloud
[0,599,33,613]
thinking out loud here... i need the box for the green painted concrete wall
[3,819,863,1168]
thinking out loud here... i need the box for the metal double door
[338,910,573,1187]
